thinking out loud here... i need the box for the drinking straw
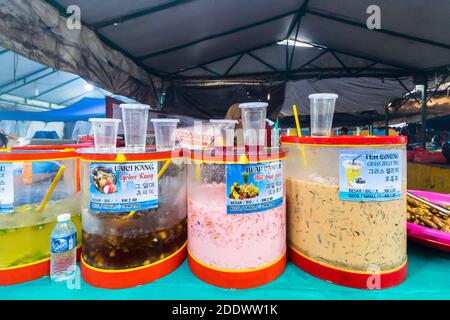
[37,165,66,212]
[292,105,308,166]
[292,104,301,137]
[128,159,172,217]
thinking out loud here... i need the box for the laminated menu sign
[339,149,403,202]
[89,162,158,212]
[0,162,14,213]
[226,161,283,214]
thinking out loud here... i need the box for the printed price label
[89,162,158,212]
[339,149,403,202]
[226,161,283,214]
[0,162,14,213]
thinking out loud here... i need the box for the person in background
[340,127,349,135]
[0,130,8,148]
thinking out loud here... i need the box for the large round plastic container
[281,136,408,289]
[78,148,187,289]
[187,147,286,288]
[0,148,81,285]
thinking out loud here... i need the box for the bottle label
[226,161,283,214]
[51,232,76,254]
[339,149,403,202]
[89,162,158,212]
[0,162,14,213]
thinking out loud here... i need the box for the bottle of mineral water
[50,213,77,282]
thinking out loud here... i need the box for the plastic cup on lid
[89,118,121,149]
[151,119,180,151]
[120,104,150,150]
[308,93,338,137]
[239,102,268,146]
[210,119,238,147]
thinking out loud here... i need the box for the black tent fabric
[282,77,414,116]
[162,83,286,119]
[43,0,449,82]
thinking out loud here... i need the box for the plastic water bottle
[50,213,77,282]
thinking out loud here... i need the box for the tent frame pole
[384,107,389,135]
[421,75,428,143]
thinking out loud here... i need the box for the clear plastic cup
[151,119,180,151]
[239,102,268,146]
[89,118,121,149]
[308,93,338,137]
[210,119,238,147]
[120,104,150,150]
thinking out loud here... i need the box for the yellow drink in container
[0,148,81,285]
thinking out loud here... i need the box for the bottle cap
[57,213,71,222]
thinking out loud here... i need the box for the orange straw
[38,165,66,212]
[292,104,308,166]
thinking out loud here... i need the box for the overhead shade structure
[281,77,415,116]
[0,1,161,106]
[0,97,105,121]
[33,0,450,82]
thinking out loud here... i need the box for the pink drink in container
[187,147,286,288]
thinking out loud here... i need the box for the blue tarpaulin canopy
[0,97,105,121]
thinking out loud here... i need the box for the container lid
[151,118,180,123]
[77,147,183,162]
[120,104,150,110]
[186,147,286,164]
[12,143,93,151]
[308,93,338,99]
[57,213,71,222]
[281,135,407,146]
[0,147,78,161]
[209,119,239,124]
[89,118,121,123]
[239,102,268,109]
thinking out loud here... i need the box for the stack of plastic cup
[239,102,268,147]
[151,119,180,151]
[210,119,238,148]
[308,93,338,137]
[120,104,150,151]
[89,118,121,150]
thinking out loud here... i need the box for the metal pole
[421,76,428,143]
[385,107,389,135]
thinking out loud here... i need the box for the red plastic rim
[0,247,81,286]
[188,251,286,289]
[81,243,187,289]
[185,147,286,164]
[0,149,78,161]
[281,135,407,146]
[12,143,93,151]
[78,148,183,162]
[288,247,407,289]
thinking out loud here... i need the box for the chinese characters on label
[226,160,283,214]
[89,162,158,212]
[0,163,14,213]
[339,150,403,202]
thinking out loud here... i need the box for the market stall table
[407,162,450,194]
[1,243,449,300]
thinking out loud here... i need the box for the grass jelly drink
[281,136,408,289]
[78,147,186,289]
[187,147,286,288]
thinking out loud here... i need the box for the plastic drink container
[239,102,268,146]
[210,119,238,147]
[151,119,180,151]
[308,93,338,137]
[89,118,121,149]
[50,213,77,282]
[120,104,150,150]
